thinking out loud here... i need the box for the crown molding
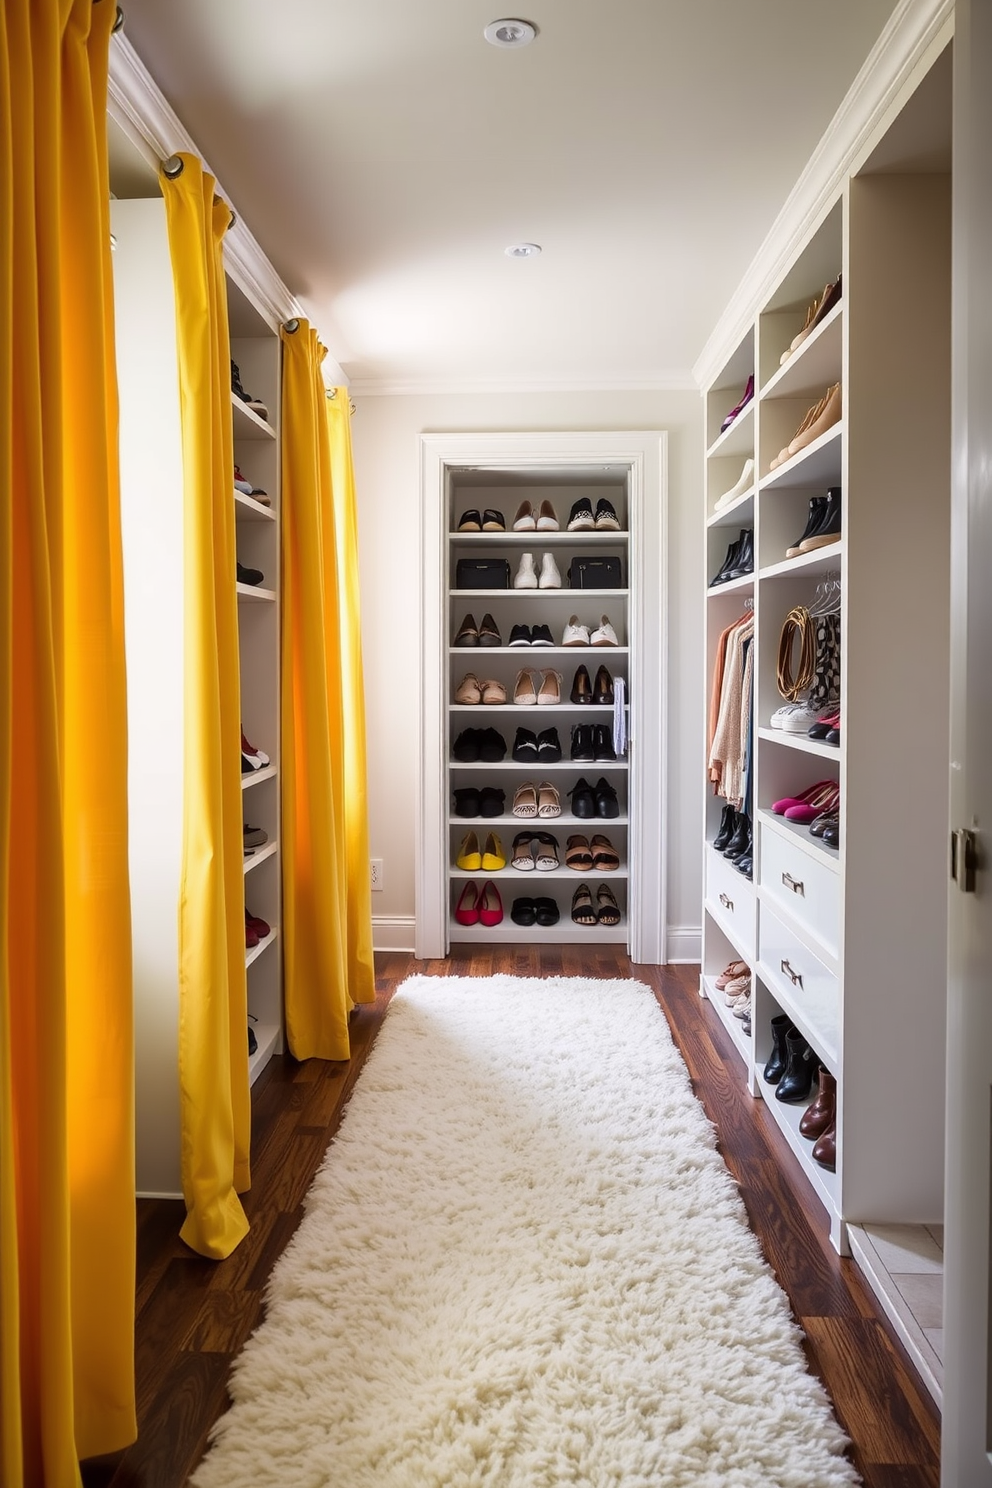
[347,372,698,398]
[107,33,347,385]
[692,0,954,390]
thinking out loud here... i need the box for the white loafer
[590,615,618,647]
[562,615,590,646]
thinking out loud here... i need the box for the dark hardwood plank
[81,950,940,1488]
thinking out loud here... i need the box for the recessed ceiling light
[484,18,537,48]
[505,242,542,258]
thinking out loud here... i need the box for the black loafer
[594,777,620,818]
[511,897,536,926]
[568,777,596,819]
[237,561,264,586]
[453,728,481,761]
[453,787,480,818]
[593,724,616,762]
[537,727,562,763]
[512,727,539,763]
[479,787,505,818]
[570,724,595,763]
[477,727,507,762]
[534,896,560,926]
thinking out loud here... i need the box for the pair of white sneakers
[769,699,822,733]
[513,552,560,589]
[563,615,618,647]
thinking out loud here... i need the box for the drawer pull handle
[781,871,805,897]
[719,892,734,911]
[780,958,804,989]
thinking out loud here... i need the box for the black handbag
[568,556,623,589]
[455,558,511,589]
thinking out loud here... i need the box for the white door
[943,3,992,1481]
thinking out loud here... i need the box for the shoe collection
[779,276,842,367]
[763,1015,836,1169]
[453,613,620,649]
[709,529,753,587]
[237,560,265,587]
[719,374,754,434]
[715,958,752,1032]
[769,702,840,745]
[454,498,624,534]
[231,360,268,421]
[712,804,752,878]
[234,464,269,504]
[771,780,840,847]
[769,382,842,470]
[786,488,841,556]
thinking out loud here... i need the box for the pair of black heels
[453,786,505,819]
[570,777,619,819]
[570,723,616,763]
[453,727,506,762]
[512,726,561,763]
[570,663,615,705]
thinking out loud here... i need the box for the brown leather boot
[800,1066,836,1140]
[812,1120,836,1171]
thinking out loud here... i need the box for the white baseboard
[372,916,417,952]
[665,925,702,964]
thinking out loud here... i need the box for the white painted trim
[693,0,954,390]
[417,431,668,964]
[107,33,348,384]
[349,373,697,398]
[371,917,418,953]
[665,926,703,964]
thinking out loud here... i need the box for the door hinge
[951,827,978,893]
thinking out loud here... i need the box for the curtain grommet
[284,319,301,334]
[162,154,184,179]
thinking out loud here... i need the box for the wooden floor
[82,948,941,1487]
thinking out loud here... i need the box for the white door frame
[417,431,668,963]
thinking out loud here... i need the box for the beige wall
[350,388,704,957]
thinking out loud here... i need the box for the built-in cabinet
[701,142,951,1270]
[112,196,284,1195]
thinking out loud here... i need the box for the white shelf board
[760,303,843,402]
[449,759,628,773]
[758,541,843,580]
[757,808,841,873]
[700,971,752,1073]
[451,866,627,883]
[232,394,276,440]
[245,926,279,970]
[243,839,277,875]
[450,531,629,546]
[755,1065,841,1222]
[234,491,276,521]
[707,490,755,528]
[237,582,276,602]
[757,727,841,761]
[449,702,621,714]
[248,1020,281,1085]
[450,813,629,828]
[706,400,754,460]
[706,571,754,598]
[449,921,628,944]
[242,764,277,789]
[759,422,843,491]
[449,590,630,601]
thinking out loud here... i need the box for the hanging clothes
[708,612,754,805]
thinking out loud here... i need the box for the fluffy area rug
[192,975,858,1487]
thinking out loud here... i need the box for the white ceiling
[117,0,899,392]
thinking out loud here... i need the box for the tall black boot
[762,1015,792,1084]
[775,1029,816,1102]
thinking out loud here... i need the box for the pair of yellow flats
[456,830,505,871]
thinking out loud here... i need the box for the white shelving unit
[111,195,284,1195]
[700,70,951,1292]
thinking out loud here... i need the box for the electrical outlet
[370,858,384,892]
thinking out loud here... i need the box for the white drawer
[759,822,840,957]
[759,901,840,1067]
[705,846,756,959]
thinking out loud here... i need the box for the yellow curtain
[1,0,136,1479]
[160,155,251,1260]
[281,328,374,1061]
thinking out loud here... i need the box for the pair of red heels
[455,881,503,926]
[771,779,840,824]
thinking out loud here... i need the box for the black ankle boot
[712,803,736,851]
[709,537,741,587]
[763,1015,792,1084]
[723,811,751,860]
[775,1030,816,1102]
[726,527,754,577]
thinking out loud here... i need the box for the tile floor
[848,1221,943,1405]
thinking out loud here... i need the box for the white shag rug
[192,975,859,1488]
